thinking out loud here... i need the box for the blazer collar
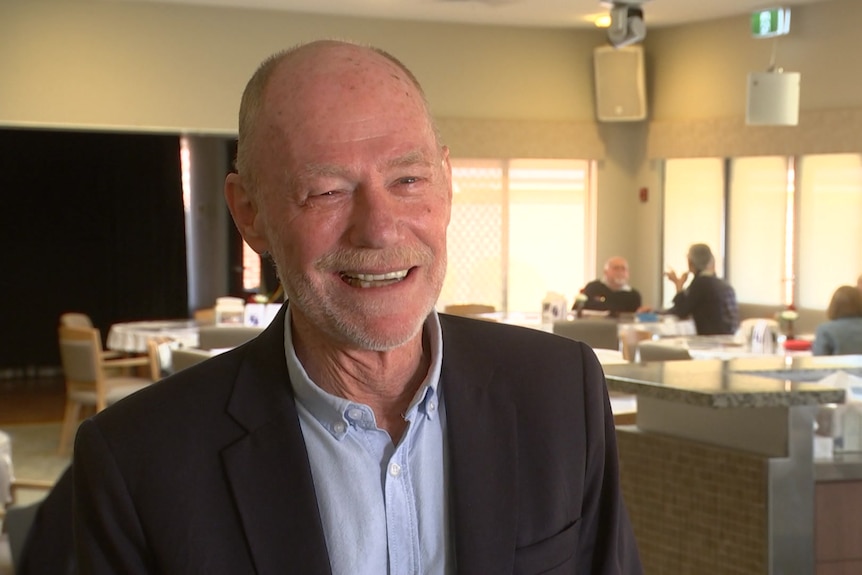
[221,304,333,575]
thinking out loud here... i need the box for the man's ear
[224,173,270,254]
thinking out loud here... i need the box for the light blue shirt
[284,309,452,575]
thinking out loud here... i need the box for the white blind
[797,154,862,308]
[727,156,789,305]
[662,158,725,308]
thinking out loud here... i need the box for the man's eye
[309,189,337,198]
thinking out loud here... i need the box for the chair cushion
[105,380,151,404]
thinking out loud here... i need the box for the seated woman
[813,285,862,355]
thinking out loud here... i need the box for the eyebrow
[296,149,434,182]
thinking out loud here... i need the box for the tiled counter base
[617,426,768,574]
[604,356,855,575]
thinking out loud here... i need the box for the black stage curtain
[0,128,188,369]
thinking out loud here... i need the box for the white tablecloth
[647,335,812,361]
[106,320,200,353]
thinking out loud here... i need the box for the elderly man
[664,243,739,335]
[73,40,641,574]
[577,256,642,315]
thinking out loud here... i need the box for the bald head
[235,40,439,191]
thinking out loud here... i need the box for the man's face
[244,47,452,351]
[604,258,630,290]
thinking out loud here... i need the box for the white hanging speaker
[593,44,647,122]
[746,70,800,126]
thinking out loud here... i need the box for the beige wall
[0,1,604,131]
[3,0,860,308]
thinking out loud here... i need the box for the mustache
[315,245,434,272]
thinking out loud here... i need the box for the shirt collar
[283,307,444,440]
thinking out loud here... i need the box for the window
[728,156,791,304]
[662,158,725,307]
[797,154,862,308]
[664,153,862,311]
[440,158,594,313]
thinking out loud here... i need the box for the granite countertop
[601,355,860,408]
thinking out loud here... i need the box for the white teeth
[351,270,409,281]
[340,269,410,288]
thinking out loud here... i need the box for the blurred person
[73,40,642,574]
[663,243,739,335]
[576,256,642,316]
[813,285,862,355]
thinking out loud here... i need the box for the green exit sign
[751,7,791,38]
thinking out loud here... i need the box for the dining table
[106,319,200,354]
[641,333,814,361]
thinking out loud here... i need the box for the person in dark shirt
[576,256,642,315]
[663,243,739,335]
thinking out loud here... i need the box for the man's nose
[348,185,401,248]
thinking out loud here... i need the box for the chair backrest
[193,307,216,326]
[443,304,496,317]
[553,319,620,350]
[58,326,108,409]
[636,341,693,362]
[146,337,170,380]
[197,325,264,350]
[618,325,655,361]
[170,347,212,373]
[59,312,93,328]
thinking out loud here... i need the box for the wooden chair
[60,311,124,359]
[59,312,93,328]
[2,478,56,572]
[197,325,264,350]
[443,304,496,317]
[552,319,620,350]
[56,326,160,456]
[636,340,693,362]
[170,347,212,373]
[193,307,216,326]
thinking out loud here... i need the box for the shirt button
[389,462,402,477]
[333,421,346,434]
[347,407,363,420]
[427,402,436,413]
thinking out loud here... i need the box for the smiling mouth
[340,269,410,288]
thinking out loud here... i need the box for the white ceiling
[118,0,833,29]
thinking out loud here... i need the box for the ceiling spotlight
[606,0,648,48]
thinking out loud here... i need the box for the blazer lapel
[441,317,518,574]
[221,308,332,575]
